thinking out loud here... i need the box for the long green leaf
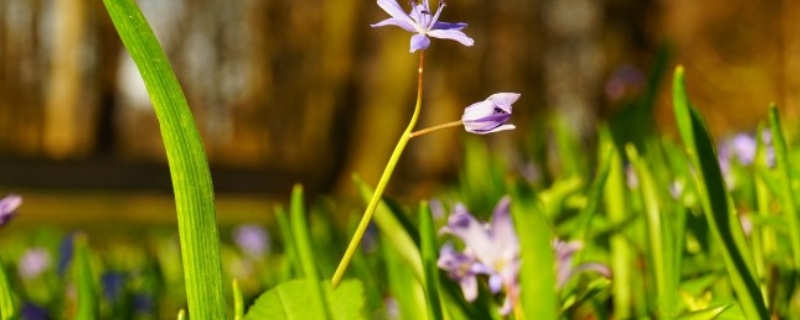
[514,190,557,319]
[102,0,225,318]
[767,105,800,272]
[419,201,443,320]
[672,66,768,319]
[233,279,244,320]
[290,185,332,320]
[0,255,16,320]
[74,234,97,320]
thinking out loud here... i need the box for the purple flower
[438,196,520,315]
[18,248,51,279]
[553,239,610,288]
[102,271,127,303]
[371,0,474,53]
[233,224,271,259]
[461,93,520,135]
[0,194,22,227]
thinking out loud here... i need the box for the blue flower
[461,93,520,135]
[371,0,474,53]
[0,194,22,227]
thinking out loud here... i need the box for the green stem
[409,120,463,139]
[331,51,426,288]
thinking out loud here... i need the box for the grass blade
[767,105,800,273]
[74,234,97,320]
[672,66,768,319]
[513,189,557,319]
[102,0,225,318]
[0,255,16,320]
[290,185,332,320]
[233,279,244,320]
[599,127,632,318]
[419,201,443,320]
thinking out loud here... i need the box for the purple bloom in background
[233,224,271,259]
[102,271,127,303]
[0,193,22,227]
[21,302,49,320]
[371,0,474,52]
[462,93,520,135]
[553,239,611,288]
[57,233,76,277]
[605,64,645,102]
[438,196,520,315]
[18,248,51,279]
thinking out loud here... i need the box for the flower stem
[331,51,426,288]
[409,120,463,139]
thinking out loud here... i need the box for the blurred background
[0,0,798,228]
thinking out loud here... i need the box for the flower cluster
[437,197,611,315]
[437,197,519,315]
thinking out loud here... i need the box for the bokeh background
[0,0,798,229]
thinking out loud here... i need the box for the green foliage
[419,202,443,320]
[0,255,16,320]
[102,0,225,319]
[73,234,97,320]
[513,190,558,319]
[244,279,364,320]
[672,66,768,319]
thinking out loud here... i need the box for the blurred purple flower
[57,233,76,277]
[134,293,154,315]
[18,248,51,279]
[233,224,271,259]
[0,193,22,227]
[102,271,127,303]
[21,302,49,320]
[605,64,645,102]
[553,239,610,288]
[462,93,520,135]
[438,196,520,315]
[371,0,474,52]
[625,164,639,189]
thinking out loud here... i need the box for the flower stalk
[409,120,463,139]
[332,51,426,288]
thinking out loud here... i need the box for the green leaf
[74,234,97,320]
[0,255,16,320]
[244,279,364,320]
[671,66,768,319]
[233,279,244,320]
[674,304,733,320]
[513,190,558,319]
[102,0,225,318]
[419,201,444,320]
[289,185,331,320]
[768,105,800,272]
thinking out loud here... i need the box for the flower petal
[376,0,416,26]
[444,205,497,265]
[427,29,475,47]
[433,21,468,31]
[460,275,479,302]
[371,18,417,32]
[485,92,521,107]
[410,33,431,52]
[489,196,519,258]
[465,124,516,135]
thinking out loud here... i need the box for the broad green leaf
[513,189,557,319]
[244,279,364,320]
[102,0,225,318]
[672,66,768,319]
[419,201,443,320]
